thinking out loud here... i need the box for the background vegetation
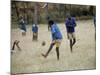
[11,1,96,25]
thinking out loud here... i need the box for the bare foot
[41,53,47,58]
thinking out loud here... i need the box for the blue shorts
[67,27,75,33]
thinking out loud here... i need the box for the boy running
[65,16,77,52]
[32,24,38,41]
[42,20,63,60]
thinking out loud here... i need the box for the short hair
[48,20,54,25]
[46,16,50,20]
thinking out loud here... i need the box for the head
[33,24,36,27]
[48,20,54,27]
[19,16,23,20]
[46,16,50,21]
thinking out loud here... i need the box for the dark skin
[41,42,60,60]
[70,39,73,52]
[12,40,21,51]
[32,33,38,41]
[56,47,59,60]
[42,43,55,57]
[70,38,76,52]
[22,32,26,36]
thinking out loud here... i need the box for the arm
[71,18,77,27]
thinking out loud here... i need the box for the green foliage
[11,1,96,25]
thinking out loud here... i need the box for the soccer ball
[42,41,46,46]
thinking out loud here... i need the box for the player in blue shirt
[42,20,63,60]
[19,17,27,36]
[65,16,77,52]
[32,24,38,41]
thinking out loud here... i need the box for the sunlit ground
[11,20,96,74]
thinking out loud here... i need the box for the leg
[72,38,76,46]
[22,32,26,36]
[56,47,59,60]
[24,32,26,36]
[32,33,36,41]
[72,32,76,46]
[36,33,38,41]
[67,33,73,52]
[12,40,17,50]
[70,39,73,52]
[16,41,21,51]
[42,43,55,58]
[55,41,61,60]
[23,32,26,36]
[32,33,34,41]
[68,33,76,52]
[22,32,24,36]
[33,33,37,41]
[35,34,37,40]
[95,29,96,40]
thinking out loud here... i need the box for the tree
[14,2,20,22]
[34,3,38,25]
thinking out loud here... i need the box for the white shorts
[33,32,38,36]
[21,30,26,33]
[67,32,75,39]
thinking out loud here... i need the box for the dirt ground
[11,20,96,74]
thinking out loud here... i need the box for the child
[32,24,38,41]
[19,17,27,36]
[42,20,63,60]
[65,15,77,52]
[11,40,21,51]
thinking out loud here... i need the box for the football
[42,41,46,46]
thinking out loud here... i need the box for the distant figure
[32,24,38,41]
[42,20,63,60]
[65,16,77,52]
[93,16,96,40]
[11,40,21,52]
[19,17,27,36]
[93,16,96,27]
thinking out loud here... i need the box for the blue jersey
[32,25,38,33]
[51,24,62,40]
[19,20,27,32]
[65,17,76,33]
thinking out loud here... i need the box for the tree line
[11,1,96,25]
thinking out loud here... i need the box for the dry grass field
[11,20,96,74]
